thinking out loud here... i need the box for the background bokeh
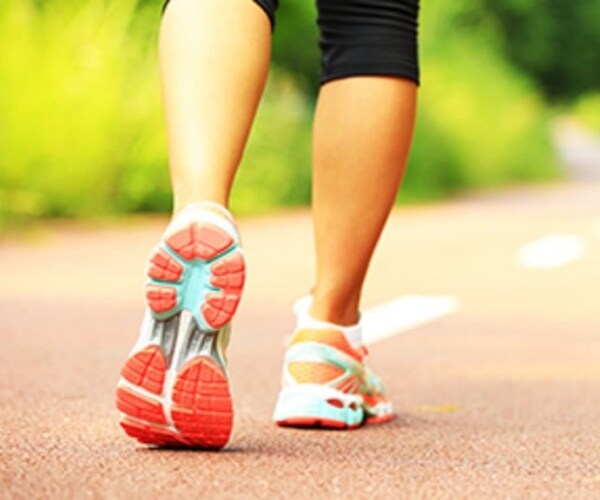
[1,0,599,228]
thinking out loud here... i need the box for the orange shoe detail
[365,413,395,425]
[291,329,364,362]
[287,362,345,384]
[147,248,184,282]
[118,209,242,449]
[276,417,360,430]
[120,346,166,395]
[362,393,387,408]
[210,252,245,291]
[334,375,361,394]
[145,285,178,314]
[211,252,244,275]
[326,398,345,409]
[116,387,167,425]
[202,293,241,329]
[171,357,233,450]
[166,223,234,261]
[120,419,181,447]
[274,319,394,428]
[210,273,244,290]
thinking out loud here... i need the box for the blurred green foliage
[271,1,320,93]
[571,94,600,133]
[0,0,167,222]
[2,0,596,227]
[481,0,600,101]
[403,0,558,199]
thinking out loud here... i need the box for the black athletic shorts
[162,0,419,85]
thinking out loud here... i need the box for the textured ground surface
[1,182,599,499]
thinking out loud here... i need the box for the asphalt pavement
[1,181,599,498]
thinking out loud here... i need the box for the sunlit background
[1,0,599,228]
[2,2,600,494]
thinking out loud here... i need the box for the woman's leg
[307,0,420,326]
[272,77,416,428]
[116,0,275,449]
[159,0,272,214]
[310,76,417,326]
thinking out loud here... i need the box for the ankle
[308,293,360,327]
[294,295,363,349]
[173,200,234,223]
[173,189,230,217]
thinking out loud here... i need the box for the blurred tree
[482,0,600,101]
[0,0,561,227]
[271,1,320,93]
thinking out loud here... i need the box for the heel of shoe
[272,385,364,429]
[145,220,245,330]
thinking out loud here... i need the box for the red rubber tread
[365,413,395,425]
[166,223,234,261]
[275,417,360,430]
[120,419,182,447]
[119,219,242,449]
[201,250,245,329]
[171,357,233,450]
[145,285,178,314]
[116,387,167,425]
[147,248,184,282]
[202,292,241,330]
[210,252,245,290]
[120,346,167,395]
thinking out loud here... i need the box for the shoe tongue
[294,296,364,351]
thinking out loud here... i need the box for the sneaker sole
[273,385,390,430]
[116,220,245,449]
[273,384,364,429]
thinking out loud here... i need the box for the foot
[116,202,245,449]
[272,298,394,429]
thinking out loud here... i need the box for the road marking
[517,234,586,269]
[362,295,458,345]
[412,404,462,414]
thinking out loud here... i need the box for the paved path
[1,182,599,498]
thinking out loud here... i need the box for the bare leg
[116,0,273,450]
[310,76,417,326]
[159,0,272,214]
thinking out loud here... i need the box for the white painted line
[517,234,586,269]
[362,295,458,345]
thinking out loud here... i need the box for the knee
[252,0,278,29]
[162,0,278,29]
[316,0,420,85]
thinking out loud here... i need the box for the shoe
[115,202,245,449]
[272,299,394,429]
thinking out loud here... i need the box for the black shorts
[162,0,420,85]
